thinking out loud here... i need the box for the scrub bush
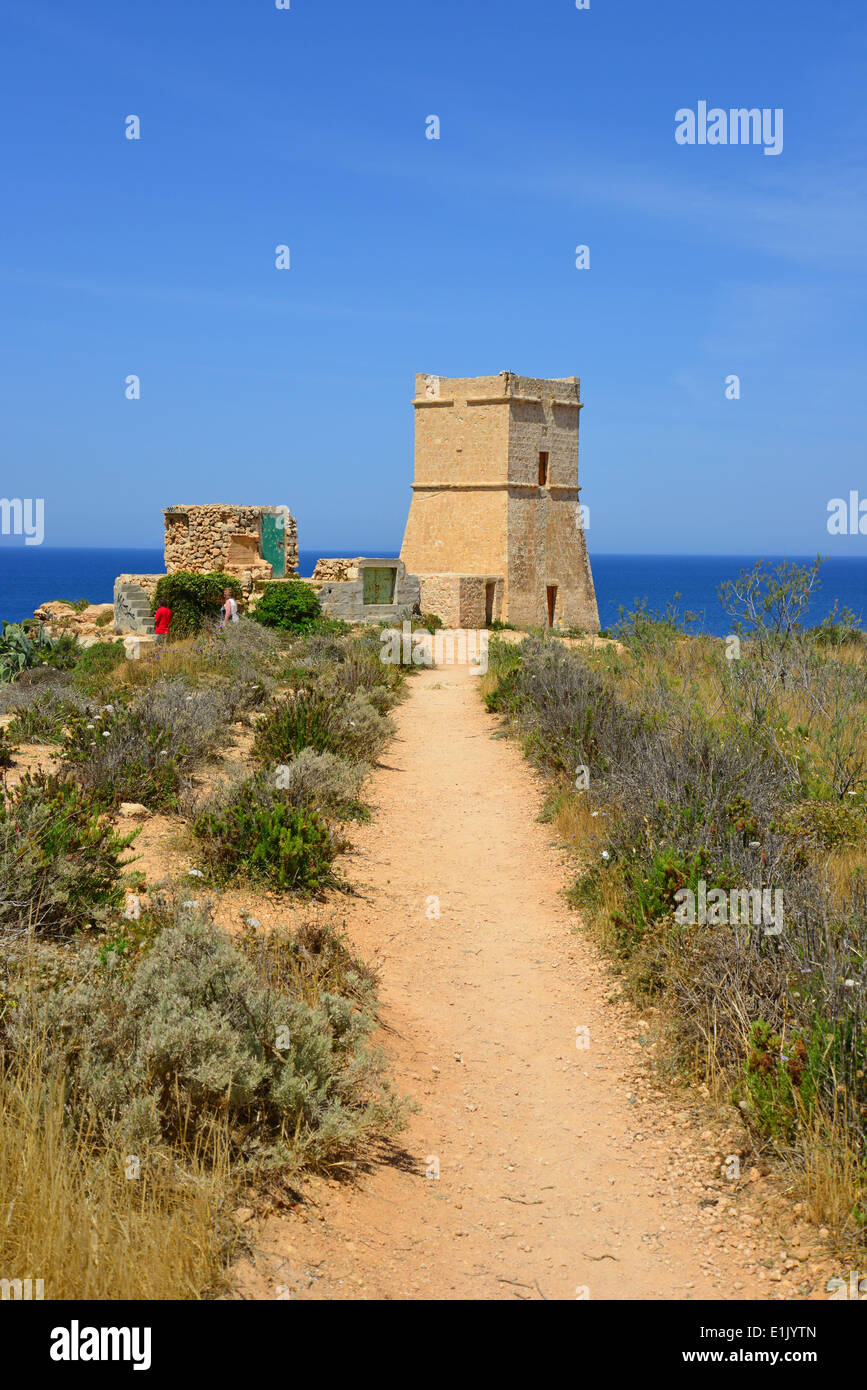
[0,773,134,937]
[152,572,242,638]
[252,581,322,633]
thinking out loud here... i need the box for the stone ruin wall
[163,505,298,587]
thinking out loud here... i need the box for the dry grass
[110,637,258,693]
[552,791,604,867]
[825,841,867,900]
[798,1105,867,1235]
[0,1036,236,1300]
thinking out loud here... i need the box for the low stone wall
[317,558,420,624]
[311,557,364,582]
[115,573,162,602]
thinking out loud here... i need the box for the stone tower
[400,372,599,630]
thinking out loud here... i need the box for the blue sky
[0,0,865,554]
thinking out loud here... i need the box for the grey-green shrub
[10,916,406,1170]
[274,748,369,819]
[335,690,393,761]
[3,687,89,742]
[63,678,255,808]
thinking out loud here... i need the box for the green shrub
[9,916,406,1170]
[0,773,135,936]
[401,611,443,633]
[152,572,242,638]
[70,640,127,695]
[253,687,391,766]
[193,779,344,892]
[736,1019,829,1142]
[44,633,82,668]
[0,729,14,768]
[612,845,714,949]
[253,685,335,762]
[781,799,867,849]
[252,581,322,633]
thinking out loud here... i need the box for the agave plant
[0,622,60,682]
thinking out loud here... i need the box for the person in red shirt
[153,603,172,640]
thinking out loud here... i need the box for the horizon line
[0,546,863,561]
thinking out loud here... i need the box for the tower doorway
[546,585,558,627]
[485,581,495,626]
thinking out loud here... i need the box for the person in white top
[221,589,240,627]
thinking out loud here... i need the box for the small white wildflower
[246,916,262,928]
[187,869,205,879]
[601,850,610,861]
[748,840,760,848]
[844,979,856,988]
[103,704,114,713]
[590,811,599,818]
[86,723,95,730]
[102,731,110,737]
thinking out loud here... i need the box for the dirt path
[231,663,833,1301]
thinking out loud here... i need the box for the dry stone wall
[311,557,365,582]
[163,505,298,586]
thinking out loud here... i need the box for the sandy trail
[231,663,825,1301]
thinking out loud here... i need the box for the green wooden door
[362,567,396,605]
[260,514,285,578]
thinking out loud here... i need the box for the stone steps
[113,581,155,636]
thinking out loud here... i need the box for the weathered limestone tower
[400,372,599,630]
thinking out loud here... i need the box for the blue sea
[0,547,865,638]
